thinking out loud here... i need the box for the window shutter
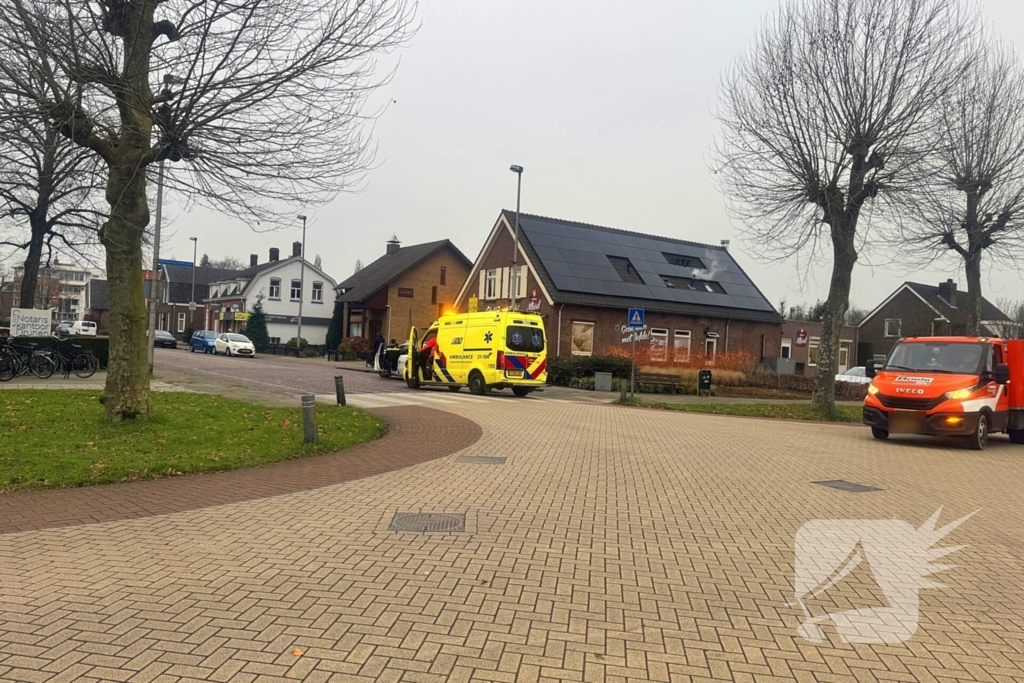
[478,270,485,298]
[499,267,508,299]
[517,265,527,298]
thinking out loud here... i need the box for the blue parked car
[190,330,218,353]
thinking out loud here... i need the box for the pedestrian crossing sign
[628,308,645,329]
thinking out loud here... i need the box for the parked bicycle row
[0,335,99,381]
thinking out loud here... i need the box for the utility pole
[509,165,523,309]
[297,214,307,345]
[189,236,198,331]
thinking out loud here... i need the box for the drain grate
[814,479,883,493]
[389,512,466,533]
[458,456,506,465]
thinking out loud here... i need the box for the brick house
[335,238,472,342]
[83,279,110,332]
[453,211,783,362]
[858,279,1012,362]
[779,320,860,376]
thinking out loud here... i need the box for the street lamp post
[509,165,523,309]
[297,215,307,347]
[189,236,198,330]
[146,160,165,375]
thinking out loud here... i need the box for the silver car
[835,366,872,384]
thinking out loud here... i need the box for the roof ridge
[503,209,728,252]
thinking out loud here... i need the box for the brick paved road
[2,399,1023,682]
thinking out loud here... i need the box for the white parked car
[69,320,98,336]
[214,333,256,357]
[836,366,872,384]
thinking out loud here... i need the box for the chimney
[720,239,730,251]
[386,235,401,256]
[292,241,302,258]
[269,247,280,262]
[939,278,957,307]
[250,254,258,267]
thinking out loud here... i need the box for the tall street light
[509,165,523,309]
[146,159,165,375]
[297,215,307,346]
[189,236,198,331]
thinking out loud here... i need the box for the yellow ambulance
[403,311,548,396]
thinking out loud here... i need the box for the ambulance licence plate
[890,410,925,434]
[506,370,524,378]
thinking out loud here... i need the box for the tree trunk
[964,248,983,336]
[811,224,856,415]
[100,163,152,420]
[18,220,46,310]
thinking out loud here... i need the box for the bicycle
[38,335,98,379]
[0,339,55,381]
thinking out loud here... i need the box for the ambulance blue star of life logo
[532,333,542,349]
[511,331,523,346]
[484,331,493,343]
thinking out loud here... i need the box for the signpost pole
[631,333,636,396]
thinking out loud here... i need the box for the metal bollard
[334,375,346,406]
[619,385,628,405]
[302,393,317,444]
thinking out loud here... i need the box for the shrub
[285,337,308,349]
[338,336,373,361]
[547,355,633,386]
[744,365,868,401]
[299,348,320,358]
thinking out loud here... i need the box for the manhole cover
[814,479,883,493]
[458,456,506,465]
[389,512,466,533]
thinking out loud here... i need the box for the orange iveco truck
[863,336,1024,450]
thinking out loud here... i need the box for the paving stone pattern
[1,400,1023,682]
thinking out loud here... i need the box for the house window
[348,322,363,337]
[269,279,281,300]
[270,337,281,344]
[808,337,821,366]
[571,321,594,356]
[290,279,302,300]
[513,265,527,299]
[781,337,792,359]
[884,318,902,338]
[312,282,323,303]
[177,312,186,333]
[431,286,438,304]
[650,328,669,362]
[440,267,446,285]
[398,287,414,298]
[485,269,498,300]
[673,330,691,362]
[705,337,717,363]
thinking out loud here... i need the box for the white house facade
[205,244,337,345]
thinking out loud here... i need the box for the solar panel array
[519,215,775,313]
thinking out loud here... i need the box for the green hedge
[569,375,695,395]
[547,355,633,386]
[10,336,109,369]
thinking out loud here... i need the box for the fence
[262,343,328,358]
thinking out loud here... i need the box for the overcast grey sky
[159,0,1024,312]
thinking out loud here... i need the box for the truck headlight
[945,388,973,400]
[867,384,879,395]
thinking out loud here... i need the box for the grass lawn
[0,390,386,492]
[631,399,862,423]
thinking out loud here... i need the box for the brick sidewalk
[0,406,481,534]
[1,400,1022,682]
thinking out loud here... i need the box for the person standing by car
[369,332,385,368]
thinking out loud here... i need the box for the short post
[302,393,317,444]
[619,385,628,405]
[334,375,346,406]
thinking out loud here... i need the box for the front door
[838,341,851,373]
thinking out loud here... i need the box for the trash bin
[594,372,613,392]
[698,369,712,395]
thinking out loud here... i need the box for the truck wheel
[1010,429,1024,444]
[468,372,486,396]
[871,427,889,440]
[512,387,531,397]
[406,373,419,390]
[967,413,989,451]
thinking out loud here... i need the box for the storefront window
[571,322,594,356]
[650,328,668,361]
[673,330,691,362]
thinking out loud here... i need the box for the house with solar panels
[453,211,784,361]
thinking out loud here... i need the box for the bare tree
[994,297,1024,339]
[896,42,1024,335]
[712,0,974,413]
[0,0,413,419]
[353,258,363,274]
[0,87,105,311]
[207,256,244,270]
